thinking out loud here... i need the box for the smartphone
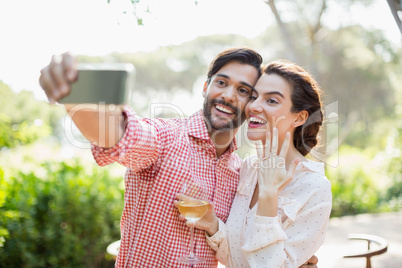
[59,63,135,104]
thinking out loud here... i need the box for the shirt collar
[188,110,210,140]
[296,159,325,175]
[187,110,238,154]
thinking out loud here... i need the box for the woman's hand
[174,193,219,236]
[255,127,299,216]
[256,127,299,197]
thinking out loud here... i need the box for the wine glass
[177,179,209,264]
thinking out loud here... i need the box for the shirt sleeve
[241,175,332,268]
[205,219,230,266]
[205,158,251,266]
[91,106,159,172]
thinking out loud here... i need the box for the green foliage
[0,159,124,267]
[0,81,65,149]
[0,112,52,149]
[382,125,402,206]
[326,145,395,217]
[321,26,396,121]
[327,146,373,217]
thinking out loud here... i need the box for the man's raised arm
[39,52,126,148]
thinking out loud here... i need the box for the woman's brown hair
[263,60,323,156]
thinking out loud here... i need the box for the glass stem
[189,225,195,259]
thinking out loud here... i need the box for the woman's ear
[292,110,308,127]
[202,81,208,98]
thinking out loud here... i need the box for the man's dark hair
[206,47,263,84]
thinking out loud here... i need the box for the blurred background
[0,0,401,267]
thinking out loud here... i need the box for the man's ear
[292,110,308,127]
[202,81,208,98]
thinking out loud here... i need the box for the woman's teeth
[250,117,265,124]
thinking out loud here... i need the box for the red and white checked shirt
[92,107,241,268]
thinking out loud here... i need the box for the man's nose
[221,86,237,103]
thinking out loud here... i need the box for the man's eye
[238,88,250,95]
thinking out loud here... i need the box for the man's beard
[203,97,245,131]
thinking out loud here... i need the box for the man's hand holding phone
[39,52,78,104]
[39,52,132,148]
[39,52,134,105]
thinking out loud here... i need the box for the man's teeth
[250,117,265,124]
[216,105,233,114]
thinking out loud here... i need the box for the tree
[0,81,64,149]
[387,0,402,34]
[264,0,375,70]
[262,0,399,148]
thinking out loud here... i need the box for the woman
[177,60,332,267]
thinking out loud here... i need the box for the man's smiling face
[203,61,259,131]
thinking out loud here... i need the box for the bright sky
[0,0,399,101]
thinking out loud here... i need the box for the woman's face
[245,73,302,144]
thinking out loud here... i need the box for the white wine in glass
[177,180,209,265]
[177,199,209,222]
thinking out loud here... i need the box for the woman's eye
[267,98,278,104]
[250,95,257,100]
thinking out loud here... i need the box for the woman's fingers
[271,127,278,156]
[279,132,291,158]
[255,140,263,160]
[264,131,271,159]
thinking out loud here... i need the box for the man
[39,47,318,267]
